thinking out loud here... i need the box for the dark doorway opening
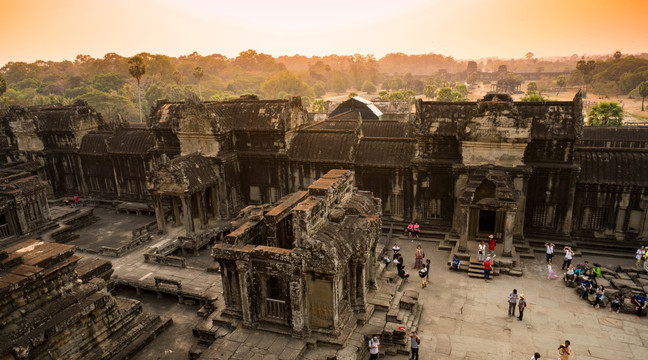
[478,210,496,234]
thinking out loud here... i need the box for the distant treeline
[1,51,647,122]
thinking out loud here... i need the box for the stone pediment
[459,166,518,208]
[459,94,531,143]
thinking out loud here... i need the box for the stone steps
[468,258,499,279]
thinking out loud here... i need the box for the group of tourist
[404,221,420,239]
[476,235,497,282]
[386,242,431,287]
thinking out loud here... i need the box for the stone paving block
[278,347,302,360]
[267,335,289,355]
[230,344,252,359]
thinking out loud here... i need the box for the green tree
[576,60,596,93]
[172,71,181,85]
[455,83,469,97]
[556,76,567,95]
[526,82,539,94]
[0,76,7,106]
[260,71,314,99]
[331,74,348,94]
[128,55,146,122]
[92,73,126,93]
[637,81,648,111]
[78,89,136,122]
[467,72,479,85]
[436,87,453,101]
[521,93,548,102]
[613,51,622,60]
[311,99,326,112]
[423,84,437,99]
[145,83,164,110]
[193,66,204,99]
[313,82,326,98]
[361,80,376,94]
[587,101,623,126]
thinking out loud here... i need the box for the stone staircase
[467,256,500,279]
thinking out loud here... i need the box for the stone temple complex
[1,92,648,359]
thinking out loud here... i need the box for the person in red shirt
[73,195,80,207]
[488,234,496,258]
[484,257,493,282]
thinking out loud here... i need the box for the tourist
[507,289,518,317]
[544,242,555,263]
[73,194,80,207]
[547,260,558,280]
[478,240,486,262]
[483,257,493,282]
[609,293,622,313]
[591,263,602,278]
[563,265,575,284]
[488,235,496,258]
[413,222,420,239]
[63,198,70,207]
[414,244,424,269]
[424,259,431,287]
[407,222,414,237]
[630,292,647,318]
[407,330,420,360]
[530,352,540,360]
[392,243,401,261]
[368,336,380,360]
[561,246,574,270]
[557,340,571,360]
[398,265,410,281]
[592,285,605,309]
[449,255,460,271]
[382,256,391,266]
[636,246,646,266]
[418,266,428,288]
[580,276,592,299]
[518,294,527,321]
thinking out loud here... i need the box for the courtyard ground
[390,235,648,360]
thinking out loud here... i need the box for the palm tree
[128,55,146,122]
[193,66,204,99]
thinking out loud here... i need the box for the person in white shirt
[636,246,646,266]
[530,352,541,360]
[545,242,555,263]
[368,336,380,359]
[562,246,574,270]
[478,240,486,262]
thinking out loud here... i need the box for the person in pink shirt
[413,222,420,239]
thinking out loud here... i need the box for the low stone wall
[101,220,157,258]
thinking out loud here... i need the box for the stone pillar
[451,173,469,236]
[15,206,29,235]
[154,194,166,233]
[289,276,306,337]
[458,206,470,252]
[356,262,367,309]
[220,263,232,309]
[210,185,219,219]
[171,197,182,226]
[561,169,579,236]
[512,174,528,238]
[196,192,206,228]
[349,263,357,306]
[39,193,51,221]
[503,210,516,257]
[412,168,419,221]
[235,260,252,326]
[181,196,194,235]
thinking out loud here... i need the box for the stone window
[389,194,404,216]
[422,198,441,218]
[249,186,261,203]
[582,206,607,230]
[626,210,643,233]
[531,204,556,228]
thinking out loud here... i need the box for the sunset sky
[1,0,646,66]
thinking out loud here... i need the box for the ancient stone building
[211,169,381,338]
[0,170,51,240]
[0,240,170,359]
[2,92,648,245]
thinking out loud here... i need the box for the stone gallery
[1,92,647,358]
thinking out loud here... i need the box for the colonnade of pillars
[154,185,221,235]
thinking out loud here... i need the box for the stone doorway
[478,210,496,234]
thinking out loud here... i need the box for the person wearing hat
[368,336,380,359]
[483,256,493,282]
[518,294,527,321]
[488,235,496,258]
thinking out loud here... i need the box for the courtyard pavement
[391,235,648,360]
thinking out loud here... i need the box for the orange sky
[1,0,647,66]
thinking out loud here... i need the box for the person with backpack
[407,330,420,360]
[518,294,527,321]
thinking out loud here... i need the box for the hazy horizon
[2,0,647,67]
